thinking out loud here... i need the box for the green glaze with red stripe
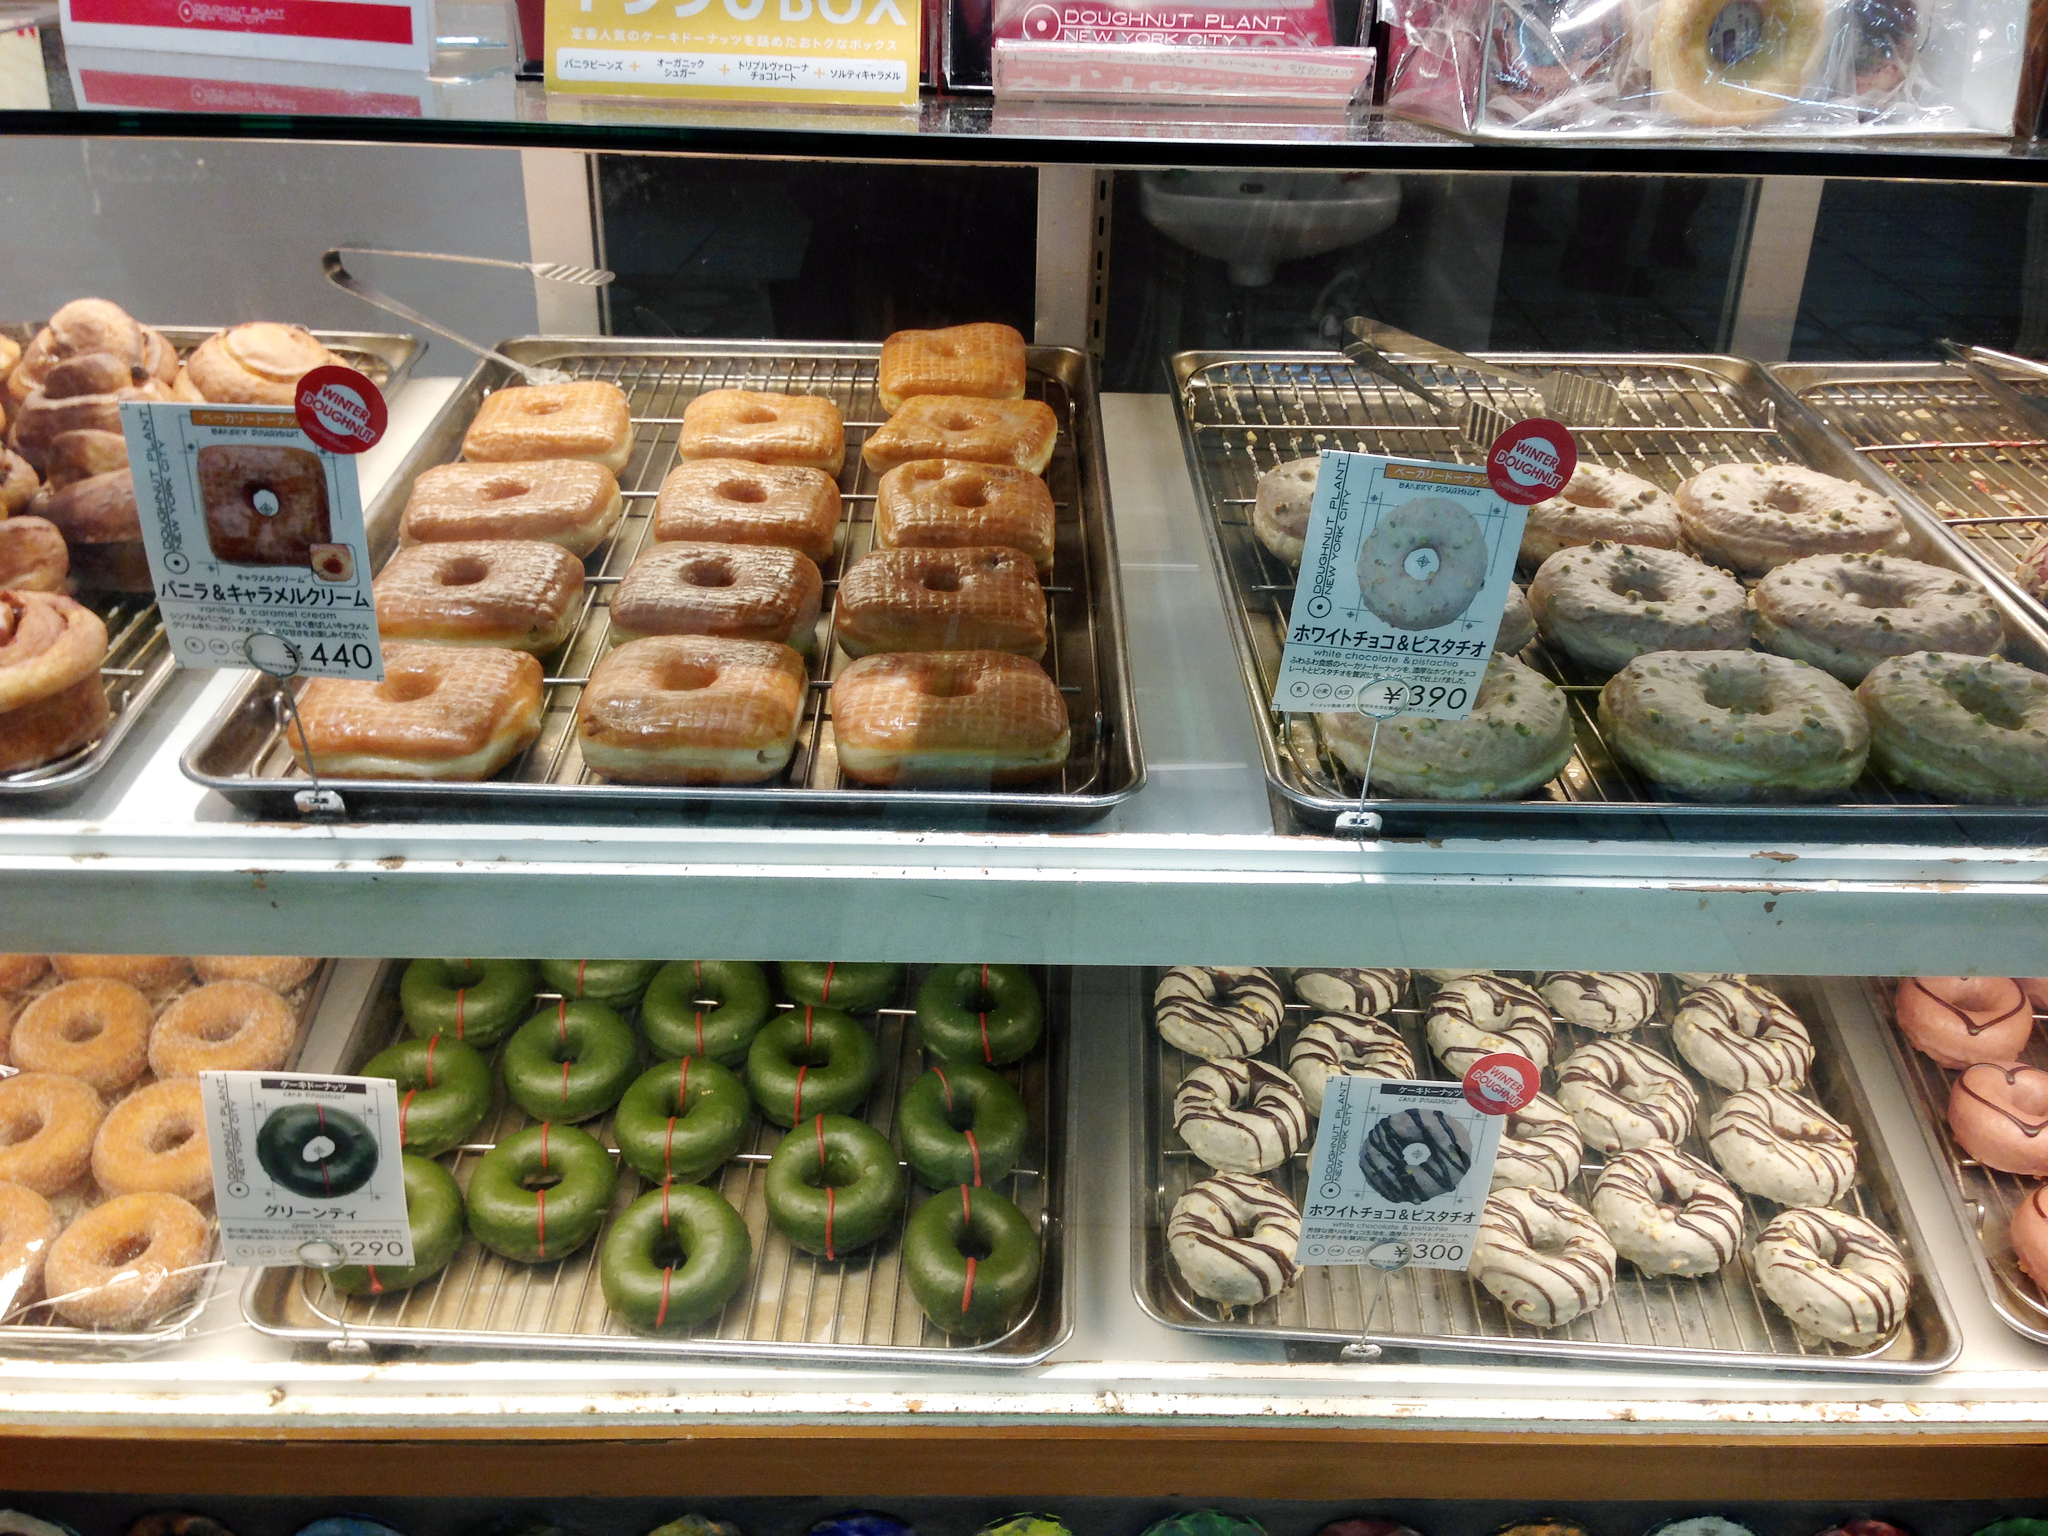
[539,958,662,1008]
[614,1055,750,1185]
[642,960,773,1065]
[896,1061,1028,1190]
[361,1033,492,1158]
[903,1183,1040,1335]
[329,1153,465,1296]
[501,998,640,1124]
[467,1122,615,1263]
[764,1114,904,1258]
[400,958,536,1047]
[915,964,1043,1065]
[778,961,903,1014]
[599,1182,751,1332]
[746,1006,877,1128]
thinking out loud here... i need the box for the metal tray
[1774,355,2048,632]
[1133,969,1960,1374]
[183,338,1142,826]
[0,324,419,805]
[0,958,338,1351]
[243,961,1072,1366]
[1867,976,2048,1346]
[1172,348,2048,841]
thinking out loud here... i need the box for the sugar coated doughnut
[1651,0,1831,126]
[1752,1205,1910,1345]
[1673,978,1813,1089]
[191,957,320,993]
[1858,652,2048,803]
[1536,971,1658,1033]
[1173,1058,1309,1174]
[0,1181,56,1312]
[1557,1037,1698,1152]
[1360,1108,1473,1204]
[1491,1093,1582,1193]
[9,978,150,1094]
[600,1182,751,1332]
[1753,554,2003,685]
[1426,973,1554,1075]
[1472,1186,1616,1328]
[50,955,191,995]
[2011,1185,2048,1292]
[1592,1144,1743,1277]
[1894,976,2033,1068]
[1290,967,1408,1017]
[1520,465,1681,566]
[1154,967,1284,1060]
[0,1072,104,1194]
[1949,1061,2048,1176]
[0,955,48,992]
[1600,650,1868,802]
[1708,1085,1857,1205]
[1167,1172,1301,1308]
[1356,495,1489,630]
[1530,542,1748,673]
[92,1079,212,1203]
[1252,456,1319,566]
[148,980,295,1079]
[1287,1013,1414,1116]
[44,1191,210,1328]
[903,1182,1041,1335]
[764,1113,905,1259]
[1322,653,1573,800]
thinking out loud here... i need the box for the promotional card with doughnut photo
[120,401,383,680]
[1271,453,1529,721]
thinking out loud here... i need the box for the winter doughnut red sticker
[1463,1051,1540,1115]
[294,365,387,456]
[1485,418,1576,506]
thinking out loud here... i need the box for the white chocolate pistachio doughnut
[1287,1013,1415,1116]
[1536,971,1659,1034]
[1356,494,1489,630]
[1289,967,1408,1016]
[1471,1186,1617,1328]
[1520,465,1682,566]
[1672,978,1813,1090]
[1422,968,1491,983]
[1707,1085,1857,1205]
[1320,653,1574,800]
[1252,457,1319,566]
[1857,651,2048,804]
[1427,974,1555,1076]
[1752,553,2002,685]
[1167,1172,1302,1308]
[1491,1092,1583,1193]
[1752,1205,1910,1345]
[1556,1037,1699,1152]
[1498,580,1536,655]
[1599,650,1869,802]
[1591,1144,1744,1277]
[1530,542,1749,674]
[1173,1058,1309,1174]
[1676,463,1908,575]
[1154,967,1285,1060]
[1672,971,1745,989]
[1360,1108,1474,1204]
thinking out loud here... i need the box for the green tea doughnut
[903,1183,1041,1335]
[501,998,640,1124]
[778,962,902,1014]
[897,1062,1027,1189]
[400,958,537,1047]
[257,1102,379,1198]
[539,958,663,1008]
[467,1122,617,1263]
[362,1034,493,1158]
[746,1006,878,1128]
[328,1154,465,1296]
[614,1056,750,1186]
[599,1182,751,1332]
[764,1114,905,1258]
[915,964,1043,1065]
[642,960,773,1064]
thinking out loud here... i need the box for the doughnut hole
[481,480,532,502]
[0,1104,46,1149]
[437,556,491,588]
[1699,667,1774,718]
[148,1119,196,1156]
[936,412,977,434]
[731,405,778,426]
[683,559,736,590]
[716,480,768,505]
[920,566,962,594]
[944,478,990,510]
[523,399,564,417]
[101,1231,153,1268]
[656,658,719,694]
[1945,674,2027,730]
[377,669,440,705]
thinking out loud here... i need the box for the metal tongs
[323,247,615,386]
[1340,316,1625,448]
[1937,338,2048,439]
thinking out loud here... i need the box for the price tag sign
[120,399,383,680]
[1270,449,1531,722]
[202,1071,414,1269]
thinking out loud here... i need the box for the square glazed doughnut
[576,634,807,785]
[861,395,1058,477]
[400,461,624,558]
[373,539,586,654]
[677,390,845,476]
[877,323,1028,413]
[462,382,633,474]
[874,459,1057,572]
[610,542,822,652]
[287,642,543,781]
[196,444,332,567]
[834,546,1047,660]
[651,458,840,562]
[829,650,1069,786]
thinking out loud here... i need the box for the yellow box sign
[546,0,919,107]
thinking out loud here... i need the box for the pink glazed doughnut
[1950,1062,2048,1177]
[1895,976,2034,1068]
[2011,1184,2048,1291]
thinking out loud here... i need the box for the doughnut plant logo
[256,1102,380,1198]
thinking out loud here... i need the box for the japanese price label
[1271,451,1528,722]
[202,1071,414,1269]
[121,401,383,680]
[1293,1075,1506,1271]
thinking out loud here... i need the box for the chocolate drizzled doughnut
[1707,1085,1857,1205]
[1426,974,1554,1076]
[1492,1092,1582,1193]
[1557,1037,1699,1152]
[1536,971,1659,1034]
[1167,1171,1302,1308]
[1672,979,1814,1090]
[1360,1108,1472,1204]
[1471,1186,1616,1328]
[1154,967,1285,1060]
[1173,1058,1309,1174]
[1290,967,1409,1017]
[1287,1013,1414,1116]
[1752,1205,1910,1345]
[1591,1144,1744,1277]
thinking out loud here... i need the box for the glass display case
[2,5,2048,1519]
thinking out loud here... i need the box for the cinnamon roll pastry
[877,323,1029,413]
[874,459,1057,572]
[861,395,1058,477]
[677,389,844,476]
[287,642,543,781]
[1167,1172,1301,1308]
[374,540,585,654]
[833,546,1046,659]
[0,519,68,594]
[463,382,633,474]
[10,361,169,473]
[399,461,624,558]
[651,458,840,562]
[184,322,342,407]
[0,591,106,717]
[1153,966,1285,1059]
[0,449,37,517]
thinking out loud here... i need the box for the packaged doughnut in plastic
[1379,0,2041,135]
